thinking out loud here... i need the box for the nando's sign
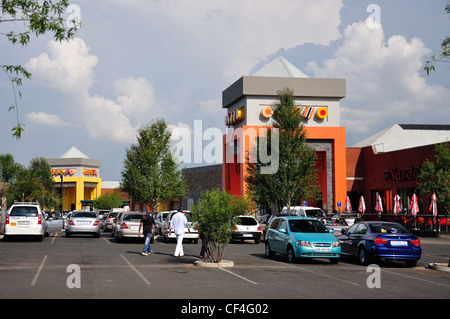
[384,166,420,182]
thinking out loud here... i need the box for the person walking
[170,207,189,257]
[138,210,156,256]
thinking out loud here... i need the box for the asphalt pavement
[0,231,449,309]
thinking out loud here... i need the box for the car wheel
[329,258,339,264]
[254,239,260,244]
[287,246,296,263]
[265,242,274,258]
[358,246,369,265]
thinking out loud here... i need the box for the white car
[161,211,198,244]
[231,215,262,244]
[282,206,326,219]
[155,211,170,235]
[4,201,47,241]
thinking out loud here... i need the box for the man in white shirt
[170,207,189,257]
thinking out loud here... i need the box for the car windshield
[369,223,410,235]
[305,209,326,218]
[72,212,97,218]
[123,214,143,221]
[289,219,329,233]
[237,217,257,226]
[10,206,38,217]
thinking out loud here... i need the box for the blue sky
[1,0,449,181]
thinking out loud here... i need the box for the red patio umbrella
[409,193,419,216]
[358,196,366,215]
[429,193,437,216]
[344,196,352,213]
[375,195,383,215]
[393,194,402,215]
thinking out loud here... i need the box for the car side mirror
[329,228,334,233]
[278,228,287,234]
[341,229,347,235]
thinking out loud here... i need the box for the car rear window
[369,223,410,234]
[123,214,143,221]
[237,217,257,226]
[289,219,329,233]
[10,206,39,217]
[305,209,326,218]
[72,212,97,218]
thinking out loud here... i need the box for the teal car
[265,216,341,264]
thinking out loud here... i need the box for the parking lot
[1,230,449,305]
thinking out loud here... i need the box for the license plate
[131,226,139,230]
[18,221,29,225]
[78,221,90,225]
[243,234,253,237]
[315,247,331,252]
[391,240,408,246]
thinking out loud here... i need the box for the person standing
[170,207,189,257]
[138,210,156,256]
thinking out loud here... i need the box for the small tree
[417,142,450,216]
[121,119,186,212]
[192,189,253,263]
[93,192,123,210]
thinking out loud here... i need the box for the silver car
[66,211,101,238]
[113,212,153,242]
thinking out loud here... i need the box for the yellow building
[47,147,102,211]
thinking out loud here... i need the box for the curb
[194,260,234,268]
[427,263,450,273]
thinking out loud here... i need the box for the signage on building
[225,107,245,126]
[83,169,99,176]
[384,166,420,182]
[51,169,75,176]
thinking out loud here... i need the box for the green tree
[246,87,320,214]
[191,189,253,263]
[7,157,60,210]
[424,2,450,75]
[1,0,80,139]
[121,119,186,212]
[93,192,123,210]
[417,142,450,216]
[0,153,22,233]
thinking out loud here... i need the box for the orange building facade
[221,59,347,214]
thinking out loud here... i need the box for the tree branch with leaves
[1,0,80,139]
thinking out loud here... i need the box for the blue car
[265,216,341,264]
[338,221,421,267]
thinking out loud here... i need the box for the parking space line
[102,237,111,244]
[120,254,151,285]
[219,267,258,285]
[288,264,360,286]
[31,255,47,287]
[382,269,450,288]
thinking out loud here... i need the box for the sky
[1,0,449,181]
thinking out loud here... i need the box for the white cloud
[25,38,98,94]
[25,38,165,144]
[24,112,73,127]
[306,22,450,142]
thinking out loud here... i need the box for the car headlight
[296,240,311,247]
[332,241,340,247]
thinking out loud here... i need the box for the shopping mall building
[48,57,450,217]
